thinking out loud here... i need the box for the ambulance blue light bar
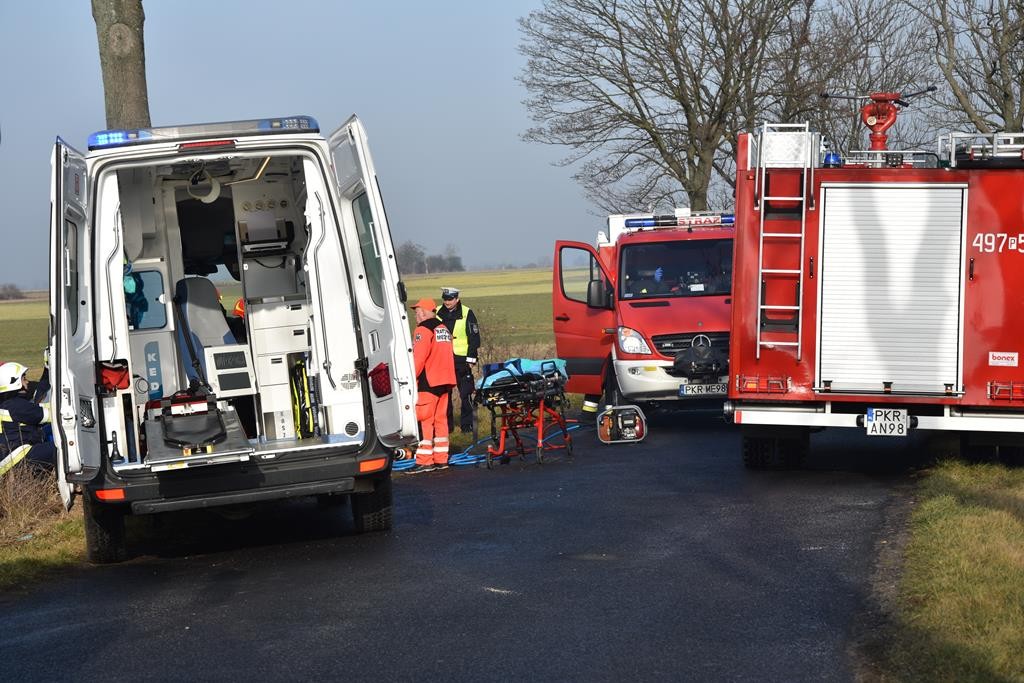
[87,115,320,150]
[624,213,735,228]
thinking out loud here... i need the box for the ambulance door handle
[969,258,975,281]
[555,314,570,321]
[808,257,815,279]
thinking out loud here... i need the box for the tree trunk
[92,0,151,129]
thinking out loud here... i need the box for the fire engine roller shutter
[816,184,966,394]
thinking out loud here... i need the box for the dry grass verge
[874,460,1024,680]
[0,467,84,592]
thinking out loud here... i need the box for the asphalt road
[0,416,925,681]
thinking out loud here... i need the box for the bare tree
[92,0,151,129]
[520,0,809,213]
[810,0,935,153]
[907,0,1024,133]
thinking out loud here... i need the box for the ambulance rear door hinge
[354,357,369,374]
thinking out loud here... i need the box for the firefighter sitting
[0,362,55,475]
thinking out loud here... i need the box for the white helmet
[0,362,28,394]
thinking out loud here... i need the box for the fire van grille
[651,332,729,357]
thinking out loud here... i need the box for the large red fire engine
[727,91,1024,467]
[553,210,734,411]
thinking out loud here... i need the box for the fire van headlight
[618,327,652,355]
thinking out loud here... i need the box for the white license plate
[679,383,727,396]
[865,408,908,437]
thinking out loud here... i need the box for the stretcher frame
[474,363,573,468]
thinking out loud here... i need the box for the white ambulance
[49,115,417,562]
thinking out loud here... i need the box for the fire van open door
[49,139,101,508]
[553,241,615,396]
[327,117,417,447]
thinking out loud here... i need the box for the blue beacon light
[624,213,735,228]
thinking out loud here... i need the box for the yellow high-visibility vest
[439,307,472,356]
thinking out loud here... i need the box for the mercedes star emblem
[692,334,712,358]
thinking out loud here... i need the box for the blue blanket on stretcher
[476,358,569,390]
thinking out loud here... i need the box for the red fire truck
[727,92,1024,467]
[553,210,734,411]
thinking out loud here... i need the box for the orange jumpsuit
[413,318,457,466]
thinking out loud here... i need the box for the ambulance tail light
[737,375,788,393]
[368,362,393,398]
[358,457,388,473]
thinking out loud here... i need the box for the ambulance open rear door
[327,117,417,447]
[49,139,101,508]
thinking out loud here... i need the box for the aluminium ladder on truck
[753,123,816,360]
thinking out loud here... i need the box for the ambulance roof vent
[87,115,320,151]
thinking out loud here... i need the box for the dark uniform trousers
[448,357,475,432]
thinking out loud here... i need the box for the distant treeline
[0,284,25,300]
[396,241,465,275]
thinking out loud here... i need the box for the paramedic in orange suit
[410,298,457,472]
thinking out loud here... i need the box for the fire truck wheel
[83,495,127,564]
[742,435,777,469]
[352,475,393,533]
[997,446,1024,467]
[742,431,808,470]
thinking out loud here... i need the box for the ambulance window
[126,270,167,330]
[560,246,606,304]
[352,192,385,306]
[64,219,80,334]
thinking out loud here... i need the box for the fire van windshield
[619,239,733,299]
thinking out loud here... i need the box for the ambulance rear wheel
[83,495,127,564]
[352,475,393,533]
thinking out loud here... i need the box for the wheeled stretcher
[474,359,573,468]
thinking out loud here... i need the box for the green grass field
[0,300,49,379]
[405,268,555,354]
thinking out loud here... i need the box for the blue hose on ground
[392,422,587,471]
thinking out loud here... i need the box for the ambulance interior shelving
[99,146,365,472]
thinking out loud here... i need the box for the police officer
[436,286,480,433]
[0,362,55,473]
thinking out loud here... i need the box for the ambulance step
[761,268,801,274]
[759,341,799,347]
[762,232,802,238]
[760,305,800,310]
[762,195,805,201]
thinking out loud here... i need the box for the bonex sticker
[989,351,1018,367]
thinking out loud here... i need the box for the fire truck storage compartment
[816,184,967,394]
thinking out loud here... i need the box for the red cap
[409,297,437,312]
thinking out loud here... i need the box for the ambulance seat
[174,277,236,383]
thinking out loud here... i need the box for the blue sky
[0,0,596,289]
